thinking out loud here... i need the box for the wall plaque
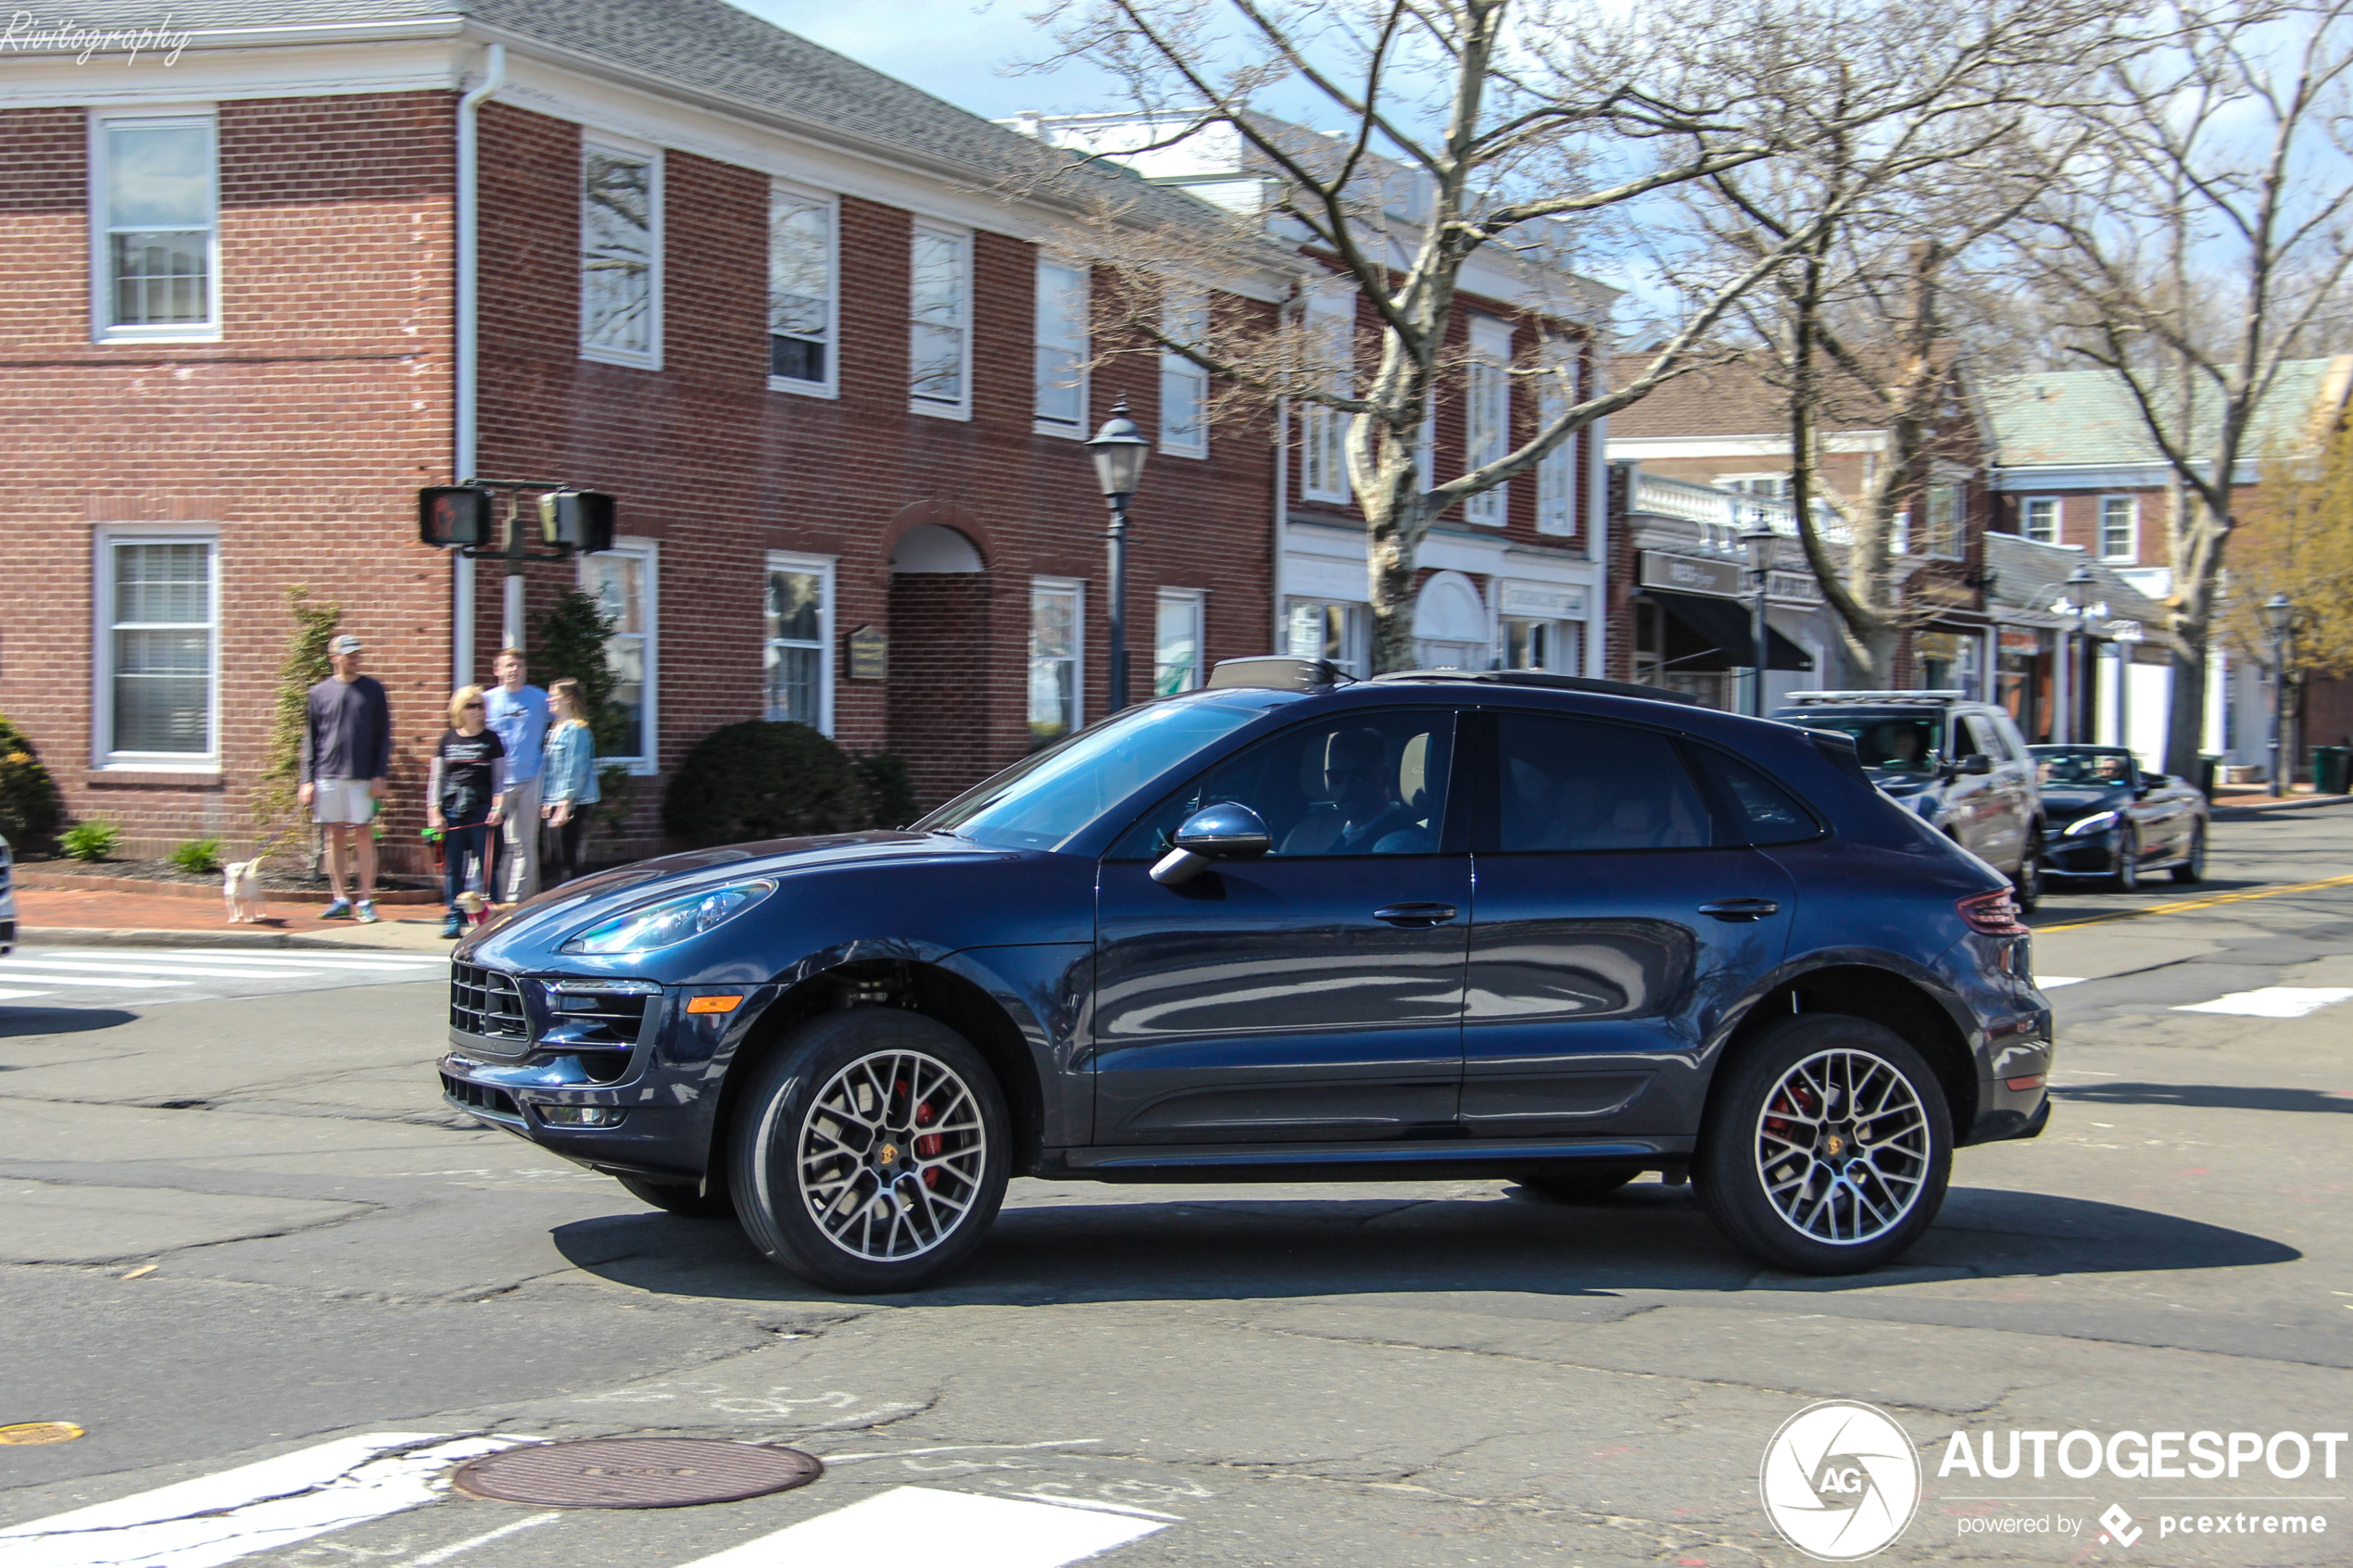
[847,625,887,681]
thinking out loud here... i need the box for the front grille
[440,1072,522,1121]
[538,985,653,1049]
[451,961,530,1040]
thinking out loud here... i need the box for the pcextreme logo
[1759,1400,1923,1562]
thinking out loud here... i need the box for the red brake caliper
[1763,1083,1818,1185]
[912,1098,942,1187]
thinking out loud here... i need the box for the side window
[1493,713,1710,852]
[1959,715,2004,760]
[1113,712,1454,859]
[1687,747,1820,846]
[1988,713,2029,764]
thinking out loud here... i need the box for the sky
[734,0,1122,123]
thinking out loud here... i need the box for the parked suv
[441,667,2054,1292]
[1771,692,2045,910]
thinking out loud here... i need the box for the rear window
[1495,713,1711,851]
[1687,748,1821,845]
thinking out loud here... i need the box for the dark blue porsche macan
[439,667,2055,1292]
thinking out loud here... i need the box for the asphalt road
[4,809,2352,1567]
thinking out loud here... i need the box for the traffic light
[419,485,493,548]
[538,490,616,555]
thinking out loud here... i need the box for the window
[98,535,217,764]
[1536,371,1576,536]
[911,222,972,417]
[1299,289,1353,504]
[1923,483,1964,557]
[1285,598,1367,676]
[580,143,660,368]
[93,113,217,340]
[581,541,657,771]
[1034,260,1088,435]
[1463,318,1513,527]
[1504,618,1583,675]
[764,553,834,733]
[768,186,835,393]
[1154,589,1205,696]
[1159,291,1209,458]
[2023,495,2059,545]
[1115,710,1454,859]
[1028,578,1083,749]
[1493,713,1710,852]
[1684,746,1818,845]
[2099,495,2136,560]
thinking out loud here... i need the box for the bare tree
[2023,0,2353,776]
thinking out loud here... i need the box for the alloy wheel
[796,1048,989,1261]
[1753,1048,1932,1246]
[2115,827,2141,892]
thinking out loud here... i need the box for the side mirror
[1950,754,1994,777]
[1151,802,1273,886]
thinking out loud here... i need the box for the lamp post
[2265,591,2294,798]
[1740,512,1779,717]
[1086,398,1152,713]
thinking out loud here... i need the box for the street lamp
[2265,591,2294,798]
[1086,398,1152,713]
[1740,512,1779,717]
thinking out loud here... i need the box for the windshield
[2031,746,2135,787]
[917,692,1302,851]
[1785,716,1943,775]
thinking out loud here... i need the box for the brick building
[0,0,1297,862]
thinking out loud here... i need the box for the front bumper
[2043,833,2121,877]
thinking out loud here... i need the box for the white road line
[0,986,53,1000]
[387,1511,560,1567]
[0,958,359,981]
[0,1432,521,1568]
[0,972,189,989]
[672,1486,1168,1568]
[2037,976,2086,988]
[2172,985,2353,1019]
[36,950,445,970]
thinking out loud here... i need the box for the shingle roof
[1982,532,2175,643]
[1981,358,2351,470]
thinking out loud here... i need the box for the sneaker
[354,900,381,924]
[440,915,464,939]
[319,899,354,921]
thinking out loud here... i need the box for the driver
[1304,728,1426,854]
[1877,725,1931,772]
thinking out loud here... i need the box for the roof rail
[1374,669,1702,706]
[1780,690,1966,704]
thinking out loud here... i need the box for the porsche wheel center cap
[876,1143,900,1168]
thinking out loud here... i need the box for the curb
[2211,795,2353,821]
[17,926,450,953]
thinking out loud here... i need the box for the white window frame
[93,527,220,771]
[89,108,221,345]
[577,536,660,774]
[2099,495,2138,562]
[1536,361,1576,537]
[1028,576,1085,746]
[910,220,974,420]
[1034,258,1089,438]
[579,135,663,370]
[1463,316,1513,527]
[1153,587,1207,696]
[766,181,837,398]
[763,550,835,735]
[2022,495,2060,545]
[1923,482,1965,558]
[1159,290,1209,458]
[1284,596,1369,677]
[1300,288,1353,505]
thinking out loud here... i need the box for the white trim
[2021,494,2061,546]
[88,107,221,344]
[92,527,221,771]
[1463,315,1514,527]
[1606,431,1888,460]
[765,179,839,399]
[2098,494,2139,563]
[1028,576,1085,741]
[764,550,836,735]
[1299,288,1354,505]
[1152,586,1207,696]
[578,133,663,370]
[1033,258,1090,438]
[1158,290,1210,458]
[577,536,660,774]
[910,220,973,420]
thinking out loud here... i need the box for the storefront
[1629,549,1817,710]
[1280,519,1601,677]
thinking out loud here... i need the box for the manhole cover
[452,1438,822,1509]
[0,1423,83,1446]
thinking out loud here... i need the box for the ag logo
[1759,1400,1921,1561]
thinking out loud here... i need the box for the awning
[1646,590,1814,671]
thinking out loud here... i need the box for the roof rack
[1204,656,1343,692]
[1779,690,1966,705]
[1374,670,1702,706]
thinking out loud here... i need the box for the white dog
[222,859,266,923]
[454,889,490,925]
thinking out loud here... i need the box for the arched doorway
[1413,571,1491,671]
[886,507,994,809]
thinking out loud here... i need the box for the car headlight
[560,879,776,955]
[2063,810,2120,837]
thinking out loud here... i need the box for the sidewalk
[2209,784,2353,819]
[14,887,458,951]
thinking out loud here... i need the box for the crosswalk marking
[2171,985,2353,1019]
[0,946,447,1007]
[2,957,366,980]
[0,971,187,989]
[32,948,444,971]
[0,1433,521,1568]
[673,1486,1168,1568]
[2038,975,2085,988]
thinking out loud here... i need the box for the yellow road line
[2036,871,2353,932]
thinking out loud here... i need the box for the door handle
[1373,902,1458,927]
[1698,897,1780,922]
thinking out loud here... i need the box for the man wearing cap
[298,633,393,922]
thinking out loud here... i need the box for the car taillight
[1958,888,2029,935]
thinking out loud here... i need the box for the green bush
[853,751,921,830]
[61,822,122,862]
[256,586,341,838]
[0,712,61,845]
[170,838,224,875]
[662,721,871,848]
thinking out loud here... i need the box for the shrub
[256,587,341,838]
[0,712,61,844]
[170,838,224,875]
[532,588,627,755]
[662,721,870,848]
[853,751,921,830]
[61,822,122,862]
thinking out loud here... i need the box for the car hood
[2040,785,2125,819]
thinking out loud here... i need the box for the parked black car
[2029,745,2208,890]
[1770,692,2045,910]
[440,667,2054,1291]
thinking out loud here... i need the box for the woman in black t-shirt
[427,686,508,938]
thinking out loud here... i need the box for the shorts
[311,779,376,824]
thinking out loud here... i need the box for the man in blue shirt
[298,633,393,922]
[484,647,550,903]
